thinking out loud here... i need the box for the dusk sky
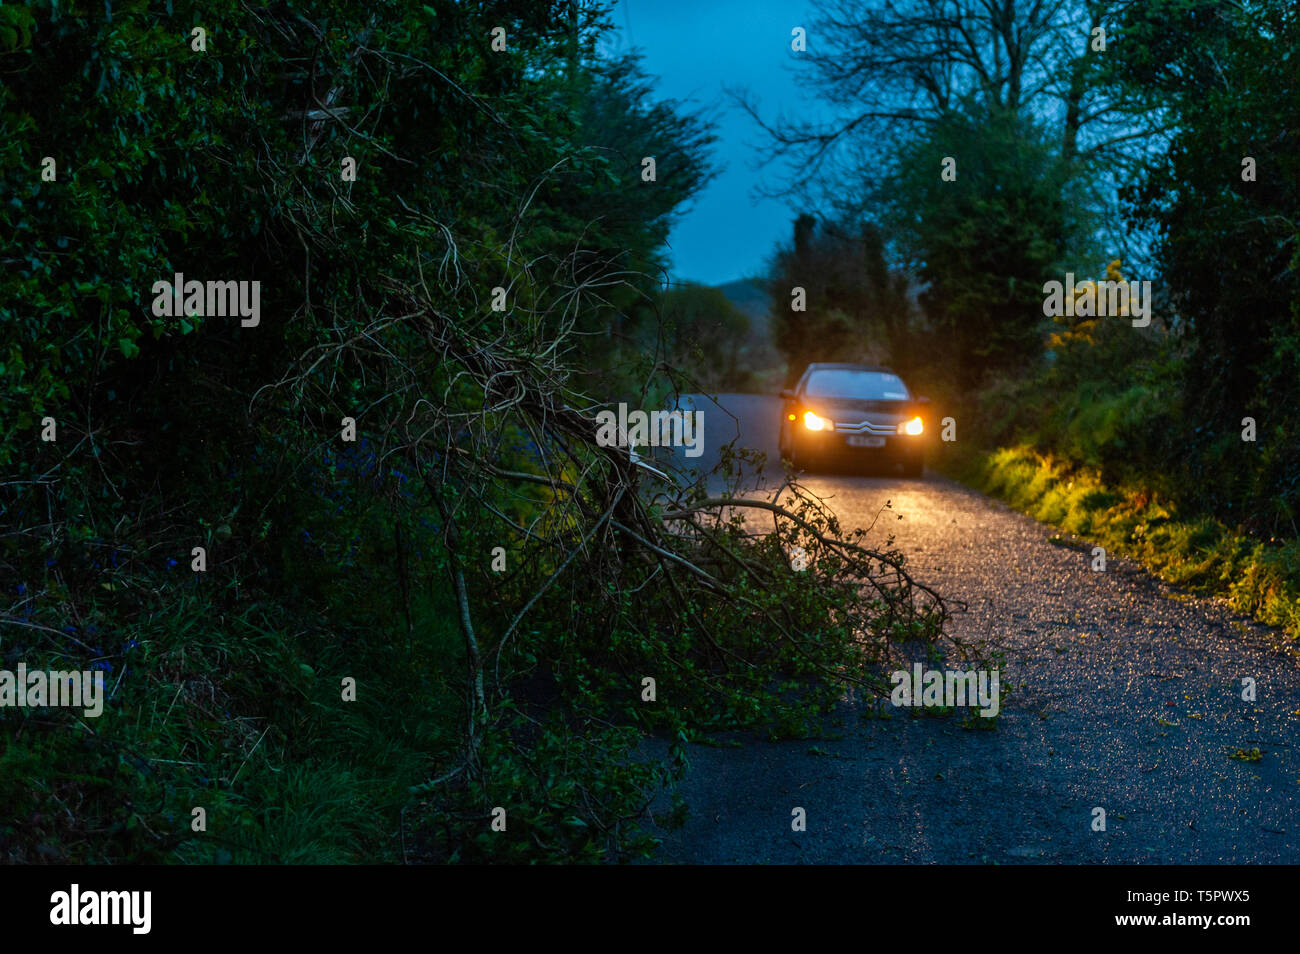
[608,0,823,287]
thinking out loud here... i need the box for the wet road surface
[648,394,1300,863]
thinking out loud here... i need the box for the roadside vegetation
[1,0,984,864]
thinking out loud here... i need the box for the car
[778,363,931,477]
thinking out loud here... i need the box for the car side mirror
[779,389,795,401]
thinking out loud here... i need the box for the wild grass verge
[939,444,1300,651]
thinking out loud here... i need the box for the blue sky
[606,0,822,287]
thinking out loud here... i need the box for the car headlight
[898,416,923,435]
[803,411,831,431]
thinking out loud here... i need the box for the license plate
[846,435,886,448]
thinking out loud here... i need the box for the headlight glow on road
[803,411,830,431]
[899,416,924,435]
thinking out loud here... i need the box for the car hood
[804,397,913,421]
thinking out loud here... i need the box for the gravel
[645,395,1300,863]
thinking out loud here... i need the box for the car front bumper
[793,429,923,459]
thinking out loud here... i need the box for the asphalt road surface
[647,394,1300,863]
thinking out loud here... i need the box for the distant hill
[714,278,784,391]
[715,278,770,332]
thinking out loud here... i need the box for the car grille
[832,419,896,435]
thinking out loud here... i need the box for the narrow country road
[648,394,1300,863]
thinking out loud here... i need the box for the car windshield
[804,369,909,400]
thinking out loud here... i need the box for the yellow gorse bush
[1046,258,1127,351]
